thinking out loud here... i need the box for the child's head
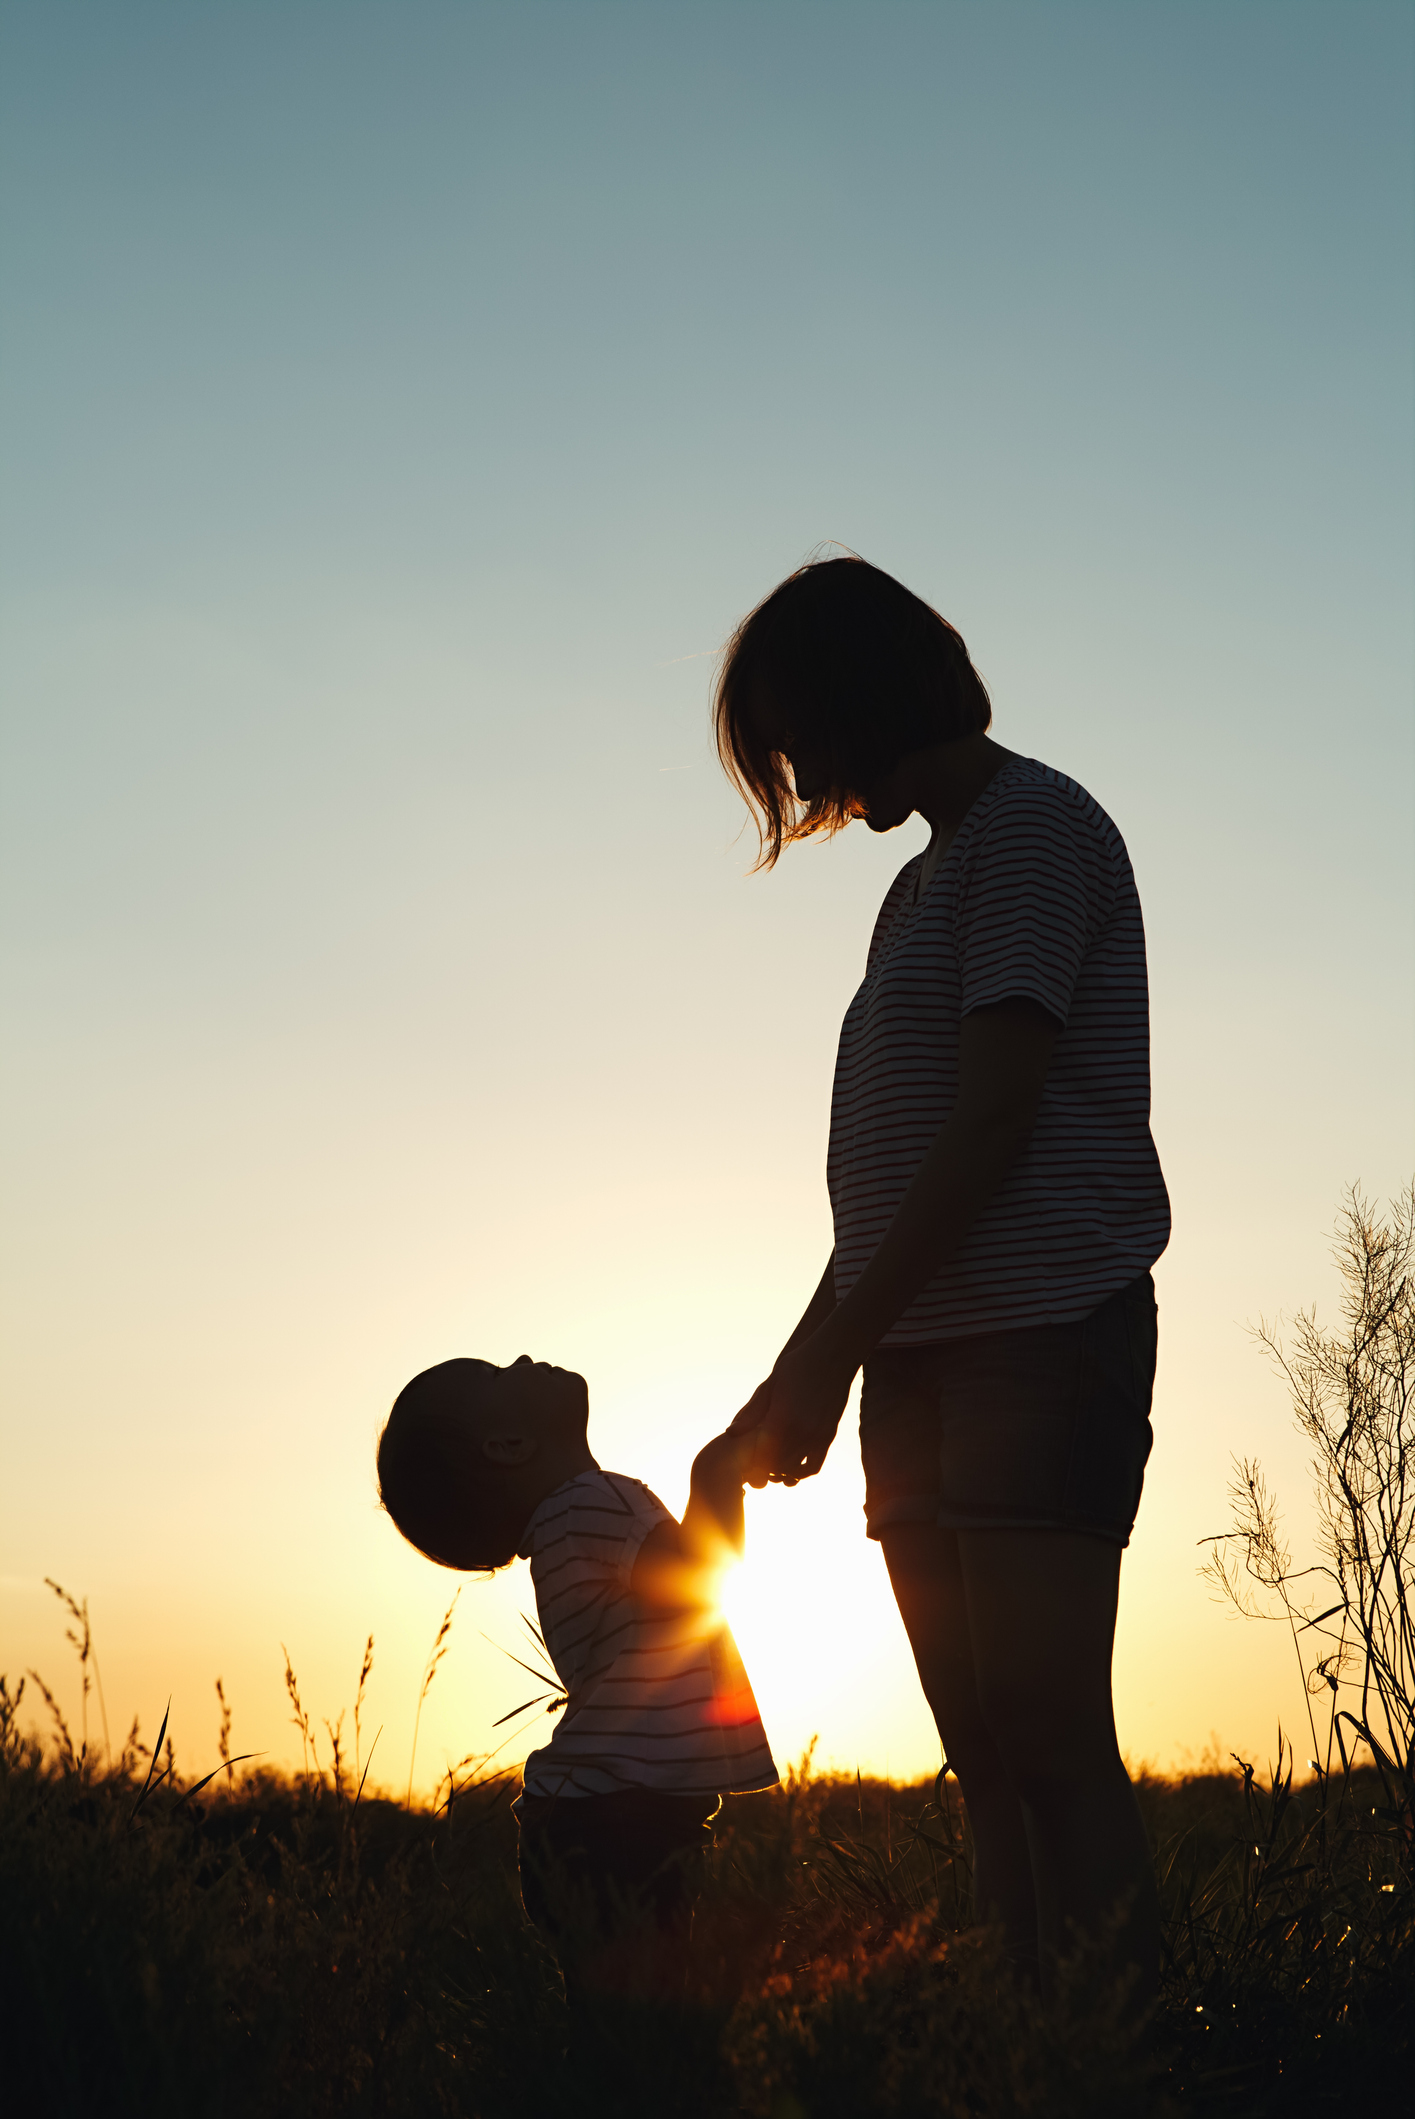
[376,1355,591,1570]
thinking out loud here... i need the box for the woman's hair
[714,555,992,867]
[376,1363,524,1572]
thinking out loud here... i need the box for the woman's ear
[481,1434,537,1466]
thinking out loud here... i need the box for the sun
[709,1475,941,1781]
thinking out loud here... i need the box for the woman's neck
[898,734,1018,898]
[909,733,1019,837]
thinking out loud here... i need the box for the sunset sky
[3,1,1412,1798]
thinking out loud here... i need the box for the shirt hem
[863,1255,1164,1345]
[519,1767,779,1802]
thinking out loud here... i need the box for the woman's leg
[959,1528,1158,2002]
[879,1522,1040,1977]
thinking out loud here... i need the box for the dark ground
[2,1683,1411,2118]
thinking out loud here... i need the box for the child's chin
[561,1369,590,1416]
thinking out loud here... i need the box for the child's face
[458,1355,589,1458]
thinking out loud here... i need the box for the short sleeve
[600,1477,674,1590]
[952,786,1106,1027]
[530,1474,673,1588]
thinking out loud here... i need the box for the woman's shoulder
[981,756,1091,814]
[964,758,1128,857]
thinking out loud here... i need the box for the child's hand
[631,1430,753,1613]
[687,1429,757,1558]
[739,1425,777,1489]
[692,1428,757,1486]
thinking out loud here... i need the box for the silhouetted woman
[718,557,1170,1997]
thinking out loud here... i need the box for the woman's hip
[859,1273,1157,1548]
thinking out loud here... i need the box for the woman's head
[714,556,992,866]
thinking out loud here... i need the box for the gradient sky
[3,1,1412,1797]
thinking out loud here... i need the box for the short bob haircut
[714,556,991,867]
[376,1362,524,1573]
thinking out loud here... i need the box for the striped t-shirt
[517,1470,778,1801]
[828,757,1170,1343]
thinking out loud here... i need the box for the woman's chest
[846,901,963,1039]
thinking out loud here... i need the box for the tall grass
[3,1634,1411,2117]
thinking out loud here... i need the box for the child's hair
[376,1361,525,1571]
[715,554,992,867]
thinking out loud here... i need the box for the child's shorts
[859,1272,1157,1548]
[516,1787,719,2003]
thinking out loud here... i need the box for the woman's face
[851,752,918,833]
[747,682,830,804]
[746,679,917,831]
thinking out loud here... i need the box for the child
[375,1352,778,2003]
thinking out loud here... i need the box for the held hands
[635,1344,856,1617]
[634,1429,757,1613]
[728,1334,858,1488]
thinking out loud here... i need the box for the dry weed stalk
[23,1665,78,1773]
[215,1677,232,1785]
[42,1579,110,1765]
[406,1589,460,1807]
[282,1646,317,1782]
[1202,1183,1414,1851]
[353,1633,374,1778]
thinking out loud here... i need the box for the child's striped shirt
[516,1470,777,1802]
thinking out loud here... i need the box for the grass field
[3,1664,1410,2119]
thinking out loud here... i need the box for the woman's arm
[728,1253,837,1479]
[758,997,1057,1481]
[780,1253,838,1351]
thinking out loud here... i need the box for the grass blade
[175,1753,261,1807]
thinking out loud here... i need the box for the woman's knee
[937,1729,1009,1804]
[972,1679,1121,1796]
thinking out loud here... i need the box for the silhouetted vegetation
[1203,1184,1414,1842]
[4,1678,1410,2115]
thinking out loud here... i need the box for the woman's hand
[729,1252,843,1487]
[743,1334,858,1487]
[727,1378,777,1487]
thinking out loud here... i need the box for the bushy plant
[1203,1184,1414,1829]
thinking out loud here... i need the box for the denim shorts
[859,1273,1157,1547]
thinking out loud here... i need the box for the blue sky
[3,1,1411,1787]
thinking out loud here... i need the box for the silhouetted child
[376,1354,778,2006]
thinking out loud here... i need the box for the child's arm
[630,1430,760,1613]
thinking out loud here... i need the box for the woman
[718,556,1170,1997]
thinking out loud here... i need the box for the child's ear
[481,1435,537,1467]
